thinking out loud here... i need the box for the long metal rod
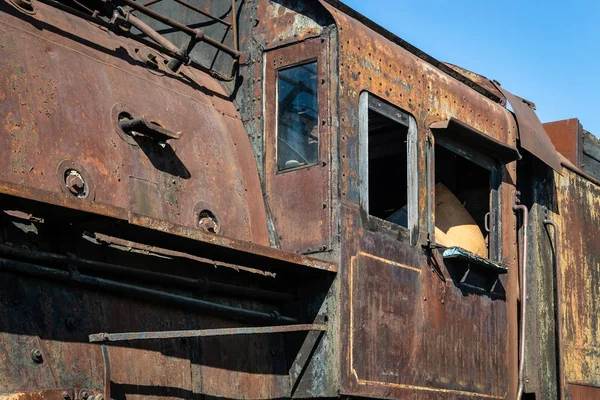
[126,12,179,54]
[142,0,163,7]
[121,0,240,58]
[0,243,294,302]
[513,192,528,400]
[231,0,238,51]
[0,257,298,324]
[90,323,327,343]
[543,216,564,400]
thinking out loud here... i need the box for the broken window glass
[277,62,319,171]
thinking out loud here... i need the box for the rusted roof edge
[494,83,563,172]
[431,118,521,163]
[318,0,503,104]
[559,154,600,187]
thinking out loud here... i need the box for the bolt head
[31,348,43,363]
[199,216,217,232]
[64,170,86,197]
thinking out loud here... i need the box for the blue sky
[342,0,600,135]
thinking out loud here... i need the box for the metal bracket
[89,324,327,343]
[91,324,327,400]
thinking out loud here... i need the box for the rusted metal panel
[553,169,600,392]
[568,383,600,400]
[0,272,293,399]
[442,63,507,106]
[496,85,563,172]
[256,1,325,50]
[264,37,331,254]
[318,1,520,398]
[341,203,509,399]
[0,0,269,245]
[543,118,583,167]
[518,153,559,399]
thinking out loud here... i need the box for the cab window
[359,92,418,242]
[277,62,319,171]
[434,142,495,259]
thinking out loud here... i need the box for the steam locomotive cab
[1,0,599,400]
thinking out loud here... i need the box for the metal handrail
[38,0,240,80]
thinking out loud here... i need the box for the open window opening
[434,143,492,259]
[359,93,416,236]
[277,61,319,171]
[368,110,409,226]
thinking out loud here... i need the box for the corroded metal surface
[496,85,562,172]
[319,2,520,398]
[264,37,331,254]
[0,0,268,245]
[568,383,600,400]
[4,0,599,399]
[543,118,583,167]
[553,169,600,393]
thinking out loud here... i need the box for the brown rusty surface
[568,383,600,400]
[553,169,600,392]
[496,86,562,172]
[319,1,520,398]
[0,181,337,273]
[264,37,331,254]
[0,389,99,400]
[128,214,337,272]
[0,0,268,245]
[442,63,506,107]
[543,118,583,167]
[0,273,292,399]
[342,204,509,399]
[256,1,324,50]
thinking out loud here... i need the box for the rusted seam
[543,215,564,400]
[513,191,528,400]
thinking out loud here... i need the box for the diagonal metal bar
[89,324,327,343]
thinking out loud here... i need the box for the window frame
[275,59,320,172]
[358,92,419,245]
[426,132,503,262]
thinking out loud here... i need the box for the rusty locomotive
[0,0,599,399]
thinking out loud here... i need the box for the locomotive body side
[2,1,597,400]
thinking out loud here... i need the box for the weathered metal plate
[0,0,268,245]
[554,169,600,391]
[0,269,291,399]
[320,0,519,397]
[341,204,509,399]
[496,86,562,172]
[264,38,331,254]
[568,383,600,400]
[543,118,583,167]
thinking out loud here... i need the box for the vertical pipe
[101,344,111,400]
[543,217,564,400]
[513,191,528,400]
[231,0,238,52]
